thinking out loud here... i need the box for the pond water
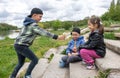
[0,30,19,40]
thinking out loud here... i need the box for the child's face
[88,20,98,32]
[71,32,80,40]
[32,14,43,22]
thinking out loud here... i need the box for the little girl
[60,27,85,67]
[79,16,106,70]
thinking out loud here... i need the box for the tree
[42,22,51,29]
[62,21,72,30]
[115,0,120,21]
[52,20,61,31]
[101,0,120,21]
[101,12,109,21]
[109,0,116,20]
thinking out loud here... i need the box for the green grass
[104,32,117,40]
[95,69,110,78]
[103,21,120,27]
[48,53,54,63]
[51,29,71,35]
[0,30,70,78]
[61,49,66,55]
[104,27,120,40]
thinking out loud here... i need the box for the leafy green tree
[101,0,120,21]
[115,0,120,21]
[109,0,116,20]
[62,21,72,30]
[52,20,61,31]
[101,12,109,21]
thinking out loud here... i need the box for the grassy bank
[0,23,17,31]
[104,28,120,40]
[0,30,69,78]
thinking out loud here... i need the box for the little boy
[59,27,84,67]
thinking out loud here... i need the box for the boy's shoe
[59,60,65,68]
[81,61,87,65]
[24,75,32,78]
[81,59,87,65]
[86,64,96,70]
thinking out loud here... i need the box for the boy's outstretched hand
[58,35,66,40]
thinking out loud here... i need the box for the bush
[95,69,110,78]
[104,32,117,40]
[62,21,72,30]
[52,20,62,31]
[102,21,111,27]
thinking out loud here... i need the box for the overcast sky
[0,0,113,27]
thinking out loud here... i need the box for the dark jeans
[11,44,38,77]
[62,55,82,67]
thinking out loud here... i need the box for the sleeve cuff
[53,35,58,39]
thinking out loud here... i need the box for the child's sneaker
[86,64,96,70]
[59,60,65,68]
[24,75,32,78]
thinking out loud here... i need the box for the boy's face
[71,32,80,40]
[32,14,43,22]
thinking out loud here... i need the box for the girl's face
[32,14,43,22]
[71,32,80,40]
[88,20,98,32]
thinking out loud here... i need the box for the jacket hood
[72,36,84,41]
[23,17,36,26]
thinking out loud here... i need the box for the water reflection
[0,36,5,40]
[0,30,19,40]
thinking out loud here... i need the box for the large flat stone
[108,70,120,78]
[70,62,97,78]
[56,46,67,54]
[104,27,119,32]
[81,27,89,34]
[114,33,120,39]
[43,48,57,58]
[16,63,30,78]
[43,46,67,59]
[16,58,49,78]
[32,58,49,78]
[96,49,120,71]
[42,54,68,78]
[104,39,120,54]
[110,24,120,28]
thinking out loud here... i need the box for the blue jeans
[61,55,82,67]
[11,44,38,77]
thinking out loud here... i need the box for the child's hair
[71,27,81,35]
[89,15,104,34]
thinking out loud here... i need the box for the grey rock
[96,49,120,71]
[105,39,120,55]
[70,62,97,78]
[42,54,68,78]
[32,58,49,78]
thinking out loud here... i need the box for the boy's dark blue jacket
[66,36,85,54]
